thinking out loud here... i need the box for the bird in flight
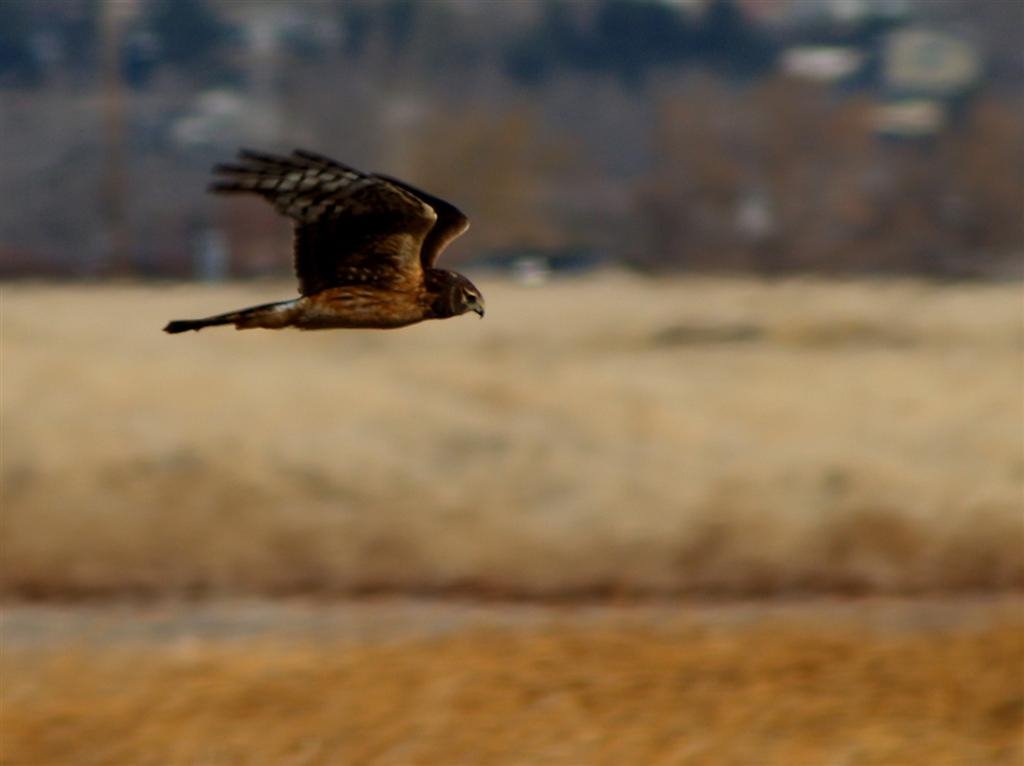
[164,148,483,333]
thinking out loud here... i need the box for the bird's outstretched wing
[373,174,470,268]
[210,149,441,295]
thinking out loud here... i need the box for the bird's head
[430,270,485,319]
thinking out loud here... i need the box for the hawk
[164,149,483,333]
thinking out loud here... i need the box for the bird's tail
[163,300,298,334]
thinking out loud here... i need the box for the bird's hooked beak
[470,296,485,318]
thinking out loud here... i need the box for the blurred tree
[338,2,372,57]
[143,0,236,82]
[122,30,161,89]
[382,0,419,53]
[504,0,775,87]
[931,98,1024,269]
[60,0,101,79]
[0,1,41,85]
[407,106,581,254]
[642,72,1024,275]
[503,2,579,85]
[592,0,694,83]
[638,77,749,271]
[696,0,776,78]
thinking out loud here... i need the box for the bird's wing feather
[210,149,437,295]
[373,174,469,268]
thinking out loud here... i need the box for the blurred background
[2,1,1023,764]
[2,0,1022,279]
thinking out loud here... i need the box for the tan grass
[2,275,1022,597]
[3,612,1022,765]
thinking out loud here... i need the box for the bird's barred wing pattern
[210,149,438,295]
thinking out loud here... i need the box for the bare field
[3,599,1022,766]
[2,275,1023,597]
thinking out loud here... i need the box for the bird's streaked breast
[296,287,428,329]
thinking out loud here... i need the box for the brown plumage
[163,149,483,334]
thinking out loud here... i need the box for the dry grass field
[3,599,1022,765]
[3,276,1023,764]
[3,275,1022,597]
